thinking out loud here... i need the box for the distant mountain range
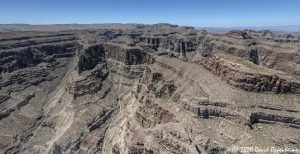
[0,24,300,35]
[198,25,300,35]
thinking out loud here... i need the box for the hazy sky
[0,0,299,27]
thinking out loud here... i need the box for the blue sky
[0,0,299,27]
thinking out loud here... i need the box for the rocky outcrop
[0,91,35,120]
[249,112,300,127]
[135,99,176,128]
[1,66,57,93]
[199,30,300,76]
[180,97,300,128]
[197,54,300,94]
[149,126,197,154]
[225,30,251,39]
[127,141,155,154]
[69,45,110,98]
[246,30,275,39]
[69,63,109,98]
[78,45,105,73]
[103,43,154,65]
[0,34,77,73]
[180,97,249,126]
[143,70,177,99]
[248,48,259,64]
[137,28,204,60]
[0,36,76,50]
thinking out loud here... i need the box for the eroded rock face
[69,63,109,98]
[103,43,154,65]
[0,44,76,73]
[248,48,259,64]
[135,100,176,128]
[202,30,300,77]
[0,25,300,154]
[78,45,105,73]
[69,45,109,98]
[197,54,300,94]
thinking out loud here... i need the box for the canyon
[0,24,299,154]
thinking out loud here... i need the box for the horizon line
[1,23,300,28]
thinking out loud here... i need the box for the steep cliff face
[0,25,300,154]
[103,43,154,65]
[197,54,300,94]
[69,47,108,98]
[0,33,78,125]
[138,29,203,59]
[78,45,106,73]
[0,33,77,73]
[201,30,300,77]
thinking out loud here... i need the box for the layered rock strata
[0,24,299,153]
[197,54,300,94]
